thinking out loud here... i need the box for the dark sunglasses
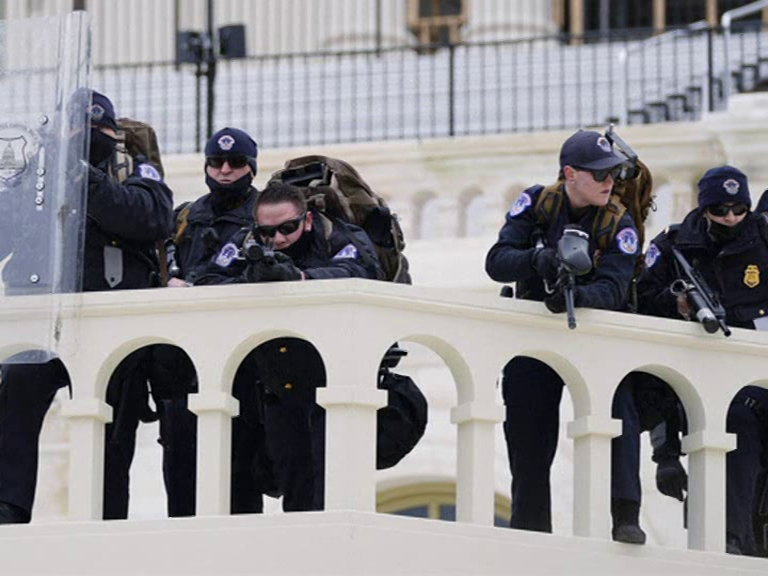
[206,155,251,169]
[256,213,307,238]
[578,165,623,183]
[707,203,749,217]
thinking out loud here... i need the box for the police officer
[0,90,173,523]
[155,126,271,517]
[199,180,383,510]
[637,165,768,555]
[485,130,645,542]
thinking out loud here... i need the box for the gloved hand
[246,251,303,283]
[656,457,688,501]
[544,285,567,314]
[532,247,560,284]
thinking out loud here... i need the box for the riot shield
[0,12,91,363]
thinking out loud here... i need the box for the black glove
[544,285,567,314]
[532,247,560,284]
[656,457,688,501]
[246,251,303,283]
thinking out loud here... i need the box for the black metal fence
[87,23,768,154]
[4,23,767,154]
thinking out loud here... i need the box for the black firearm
[554,226,592,329]
[669,246,731,336]
[242,229,276,266]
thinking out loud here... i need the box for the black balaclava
[280,224,312,263]
[89,127,117,168]
[707,217,746,244]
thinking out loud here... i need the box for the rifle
[669,246,731,336]
[553,226,592,329]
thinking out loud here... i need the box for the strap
[593,194,627,252]
[173,203,192,244]
[533,184,564,227]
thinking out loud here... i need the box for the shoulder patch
[645,243,661,268]
[137,163,162,181]
[508,192,532,218]
[615,227,639,255]
[332,243,359,260]
[214,242,240,267]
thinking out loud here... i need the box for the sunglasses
[206,155,251,169]
[707,203,749,217]
[256,213,307,238]
[578,166,623,183]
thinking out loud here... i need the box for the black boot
[0,501,30,525]
[611,498,647,545]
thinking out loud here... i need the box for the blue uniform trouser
[0,357,145,520]
[502,356,640,532]
[158,352,271,516]
[611,378,642,504]
[263,394,325,512]
[727,385,768,554]
[0,360,68,517]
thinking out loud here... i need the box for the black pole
[448,43,455,137]
[206,0,217,141]
[375,0,382,54]
[707,26,715,112]
[195,60,202,152]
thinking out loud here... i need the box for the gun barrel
[565,285,577,329]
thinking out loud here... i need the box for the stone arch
[411,190,437,240]
[624,363,703,432]
[509,348,592,420]
[223,328,317,394]
[398,333,474,405]
[457,187,484,238]
[92,336,181,400]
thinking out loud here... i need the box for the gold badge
[744,265,760,288]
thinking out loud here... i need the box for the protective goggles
[707,203,749,217]
[578,165,623,183]
[206,155,252,169]
[256,213,307,238]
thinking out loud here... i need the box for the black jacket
[485,184,640,311]
[83,163,173,291]
[0,156,172,293]
[172,189,258,284]
[196,210,384,285]
[638,209,768,329]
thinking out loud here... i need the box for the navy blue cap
[90,91,117,131]
[559,130,625,171]
[205,127,258,174]
[697,165,751,210]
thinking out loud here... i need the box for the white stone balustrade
[1,279,766,558]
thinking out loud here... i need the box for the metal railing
[5,24,768,154]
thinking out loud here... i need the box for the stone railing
[1,279,767,555]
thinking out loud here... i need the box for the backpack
[376,370,428,470]
[110,117,165,182]
[534,158,655,276]
[270,155,411,284]
[104,117,168,283]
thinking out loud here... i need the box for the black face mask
[707,217,746,244]
[206,171,254,212]
[280,226,311,262]
[89,128,116,167]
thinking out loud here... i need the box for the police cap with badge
[559,129,625,172]
[697,165,751,211]
[205,127,258,175]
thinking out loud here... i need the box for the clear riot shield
[0,12,91,363]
